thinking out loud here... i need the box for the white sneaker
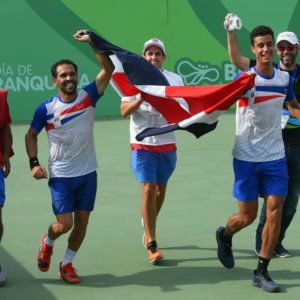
[0,266,6,286]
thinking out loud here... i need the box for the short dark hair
[51,59,78,78]
[250,26,274,46]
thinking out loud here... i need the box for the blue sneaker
[273,243,291,258]
[252,270,280,293]
[216,226,234,269]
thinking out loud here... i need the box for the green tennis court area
[1,113,300,300]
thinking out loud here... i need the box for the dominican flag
[89,32,255,139]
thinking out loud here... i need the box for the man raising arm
[25,30,114,284]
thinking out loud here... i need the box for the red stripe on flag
[161,73,255,118]
[112,73,140,96]
[142,93,192,123]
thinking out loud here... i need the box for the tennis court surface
[1,113,300,300]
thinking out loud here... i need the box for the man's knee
[51,221,73,235]
[267,206,283,223]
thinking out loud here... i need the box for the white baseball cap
[276,31,299,45]
[143,38,166,54]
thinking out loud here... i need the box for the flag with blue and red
[89,32,255,140]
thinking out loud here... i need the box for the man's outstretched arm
[73,29,115,95]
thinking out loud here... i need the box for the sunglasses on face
[277,45,297,52]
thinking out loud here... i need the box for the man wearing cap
[224,14,300,259]
[120,38,184,264]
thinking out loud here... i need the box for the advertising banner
[1,0,299,120]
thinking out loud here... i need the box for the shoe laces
[220,229,233,254]
[265,273,272,281]
[63,263,78,277]
[224,244,233,258]
[257,270,272,281]
[41,243,53,257]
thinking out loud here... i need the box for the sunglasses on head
[277,45,297,52]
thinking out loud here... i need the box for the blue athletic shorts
[131,149,177,184]
[48,171,97,215]
[0,169,5,207]
[233,158,288,201]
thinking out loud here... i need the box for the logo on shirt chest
[53,115,62,128]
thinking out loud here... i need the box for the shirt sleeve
[30,102,48,133]
[83,81,103,106]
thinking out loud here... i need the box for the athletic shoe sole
[252,272,280,293]
[149,255,164,264]
[273,251,291,258]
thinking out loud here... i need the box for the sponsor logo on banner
[175,58,240,85]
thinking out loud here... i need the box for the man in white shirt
[216,25,300,293]
[121,38,183,264]
[25,30,114,284]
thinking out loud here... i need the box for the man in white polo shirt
[120,38,183,264]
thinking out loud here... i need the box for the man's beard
[61,81,77,95]
[281,56,296,68]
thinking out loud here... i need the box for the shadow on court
[161,244,300,257]
[36,265,300,293]
[4,118,300,299]
[2,241,300,297]
[0,248,57,300]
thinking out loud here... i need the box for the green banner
[1,0,299,121]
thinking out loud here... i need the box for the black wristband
[29,157,40,170]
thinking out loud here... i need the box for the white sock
[45,234,54,247]
[62,248,77,266]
